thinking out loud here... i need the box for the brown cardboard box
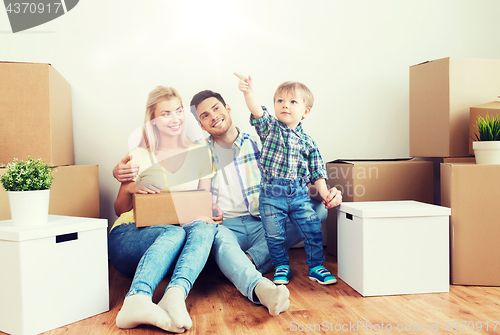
[469,101,500,155]
[0,165,99,220]
[133,190,212,227]
[410,57,500,158]
[441,162,500,286]
[0,62,74,166]
[326,159,434,256]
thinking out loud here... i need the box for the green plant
[0,156,54,191]
[473,114,500,141]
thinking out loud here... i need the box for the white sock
[158,286,193,330]
[254,281,290,316]
[116,294,185,333]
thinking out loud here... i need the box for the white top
[339,201,451,219]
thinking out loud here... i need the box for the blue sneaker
[273,265,290,285]
[308,266,337,285]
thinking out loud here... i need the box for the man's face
[195,97,233,137]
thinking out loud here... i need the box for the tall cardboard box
[0,165,100,220]
[326,159,434,256]
[441,162,500,286]
[469,101,500,155]
[0,62,74,166]
[410,57,500,158]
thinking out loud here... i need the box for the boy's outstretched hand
[234,73,253,93]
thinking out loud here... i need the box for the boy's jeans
[108,220,217,299]
[259,177,325,269]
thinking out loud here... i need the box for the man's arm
[234,73,264,119]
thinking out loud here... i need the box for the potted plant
[0,156,55,226]
[472,114,500,164]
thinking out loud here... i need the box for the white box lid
[338,201,451,218]
[0,215,108,241]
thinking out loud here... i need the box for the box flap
[0,215,107,241]
[339,201,450,218]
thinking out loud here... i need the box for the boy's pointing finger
[234,72,248,81]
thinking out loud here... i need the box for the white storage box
[338,201,450,297]
[0,215,109,335]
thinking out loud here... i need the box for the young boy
[235,73,342,285]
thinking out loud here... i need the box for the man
[113,89,342,316]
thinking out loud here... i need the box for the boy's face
[274,90,311,129]
[196,97,233,137]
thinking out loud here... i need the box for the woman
[108,86,217,333]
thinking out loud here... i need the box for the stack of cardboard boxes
[410,57,500,287]
[328,57,500,287]
[0,61,100,220]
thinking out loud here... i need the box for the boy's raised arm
[234,72,264,119]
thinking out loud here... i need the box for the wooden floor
[8,248,500,335]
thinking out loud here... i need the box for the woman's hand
[113,155,139,182]
[134,179,162,194]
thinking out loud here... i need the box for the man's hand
[113,155,139,182]
[322,187,342,209]
[212,203,223,224]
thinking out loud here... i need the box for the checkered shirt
[250,107,327,184]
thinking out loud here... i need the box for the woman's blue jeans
[259,177,325,269]
[108,220,217,299]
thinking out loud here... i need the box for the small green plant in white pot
[0,156,55,226]
[472,114,500,165]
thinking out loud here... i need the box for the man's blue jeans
[108,220,217,299]
[259,177,325,269]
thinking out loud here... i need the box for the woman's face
[152,98,185,138]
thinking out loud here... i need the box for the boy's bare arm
[234,72,264,119]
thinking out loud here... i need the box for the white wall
[2,0,500,224]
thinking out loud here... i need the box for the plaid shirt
[250,107,327,184]
[208,128,261,217]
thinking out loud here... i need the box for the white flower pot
[473,141,500,165]
[7,189,50,227]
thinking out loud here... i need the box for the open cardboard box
[410,57,500,158]
[133,190,212,227]
[0,61,74,166]
[325,158,434,256]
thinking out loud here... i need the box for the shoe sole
[274,279,289,285]
[308,276,337,285]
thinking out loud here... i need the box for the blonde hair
[274,81,314,108]
[139,86,194,150]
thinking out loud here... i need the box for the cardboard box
[469,101,500,155]
[133,190,212,227]
[0,61,74,166]
[410,57,500,157]
[337,201,450,297]
[0,165,100,220]
[325,159,434,256]
[441,162,500,286]
[0,215,109,335]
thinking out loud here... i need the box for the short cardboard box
[0,61,74,166]
[469,101,500,155]
[338,201,450,297]
[325,159,434,256]
[133,190,212,227]
[0,215,109,335]
[441,162,500,286]
[410,57,500,157]
[0,165,100,221]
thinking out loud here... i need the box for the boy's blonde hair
[139,86,194,150]
[274,81,314,108]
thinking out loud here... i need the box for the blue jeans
[260,178,325,269]
[108,220,217,299]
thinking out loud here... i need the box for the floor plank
[2,248,500,335]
